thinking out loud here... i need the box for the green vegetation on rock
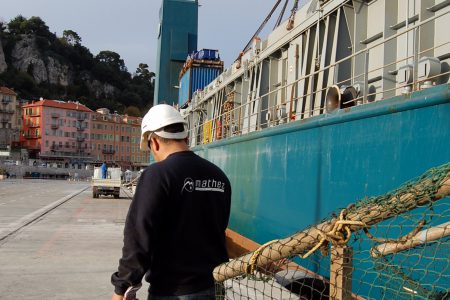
[0,16,154,115]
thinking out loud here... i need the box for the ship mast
[238,0,283,59]
[237,0,300,62]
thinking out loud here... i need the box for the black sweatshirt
[111,151,231,296]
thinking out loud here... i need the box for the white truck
[92,167,122,198]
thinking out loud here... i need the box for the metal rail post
[363,51,369,104]
[412,27,419,91]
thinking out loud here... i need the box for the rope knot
[300,208,368,259]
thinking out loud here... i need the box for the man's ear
[151,137,160,151]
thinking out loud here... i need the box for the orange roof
[23,99,93,112]
[124,115,142,121]
[0,87,17,96]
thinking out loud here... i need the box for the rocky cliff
[3,35,118,97]
[11,36,62,84]
[0,39,7,73]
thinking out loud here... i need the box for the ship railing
[188,8,450,146]
[212,163,450,300]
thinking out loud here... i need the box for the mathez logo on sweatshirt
[181,177,225,194]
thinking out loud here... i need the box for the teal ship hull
[194,84,449,244]
[193,85,450,296]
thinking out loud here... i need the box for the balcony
[76,114,86,121]
[51,124,59,129]
[51,113,60,118]
[24,134,41,139]
[25,144,40,150]
[1,98,12,104]
[76,137,85,142]
[102,149,116,155]
[28,123,40,128]
[41,151,93,160]
[0,108,14,114]
[1,118,10,124]
[50,145,61,151]
[76,126,86,131]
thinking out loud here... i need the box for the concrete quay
[0,179,150,299]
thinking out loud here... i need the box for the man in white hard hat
[111,104,231,300]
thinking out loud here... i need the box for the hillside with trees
[0,16,154,116]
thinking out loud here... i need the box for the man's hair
[153,123,186,143]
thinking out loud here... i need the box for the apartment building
[123,115,151,169]
[0,87,20,149]
[90,109,150,170]
[91,108,120,165]
[20,99,92,167]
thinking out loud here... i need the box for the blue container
[178,64,222,107]
[190,49,220,61]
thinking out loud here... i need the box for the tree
[25,16,50,37]
[135,63,151,80]
[95,50,127,72]
[120,90,142,107]
[124,106,141,117]
[8,16,50,37]
[62,30,81,46]
[7,15,27,35]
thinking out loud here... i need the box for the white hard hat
[140,104,187,150]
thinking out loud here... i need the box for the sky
[1,0,307,75]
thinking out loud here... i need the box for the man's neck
[156,141,190,161]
